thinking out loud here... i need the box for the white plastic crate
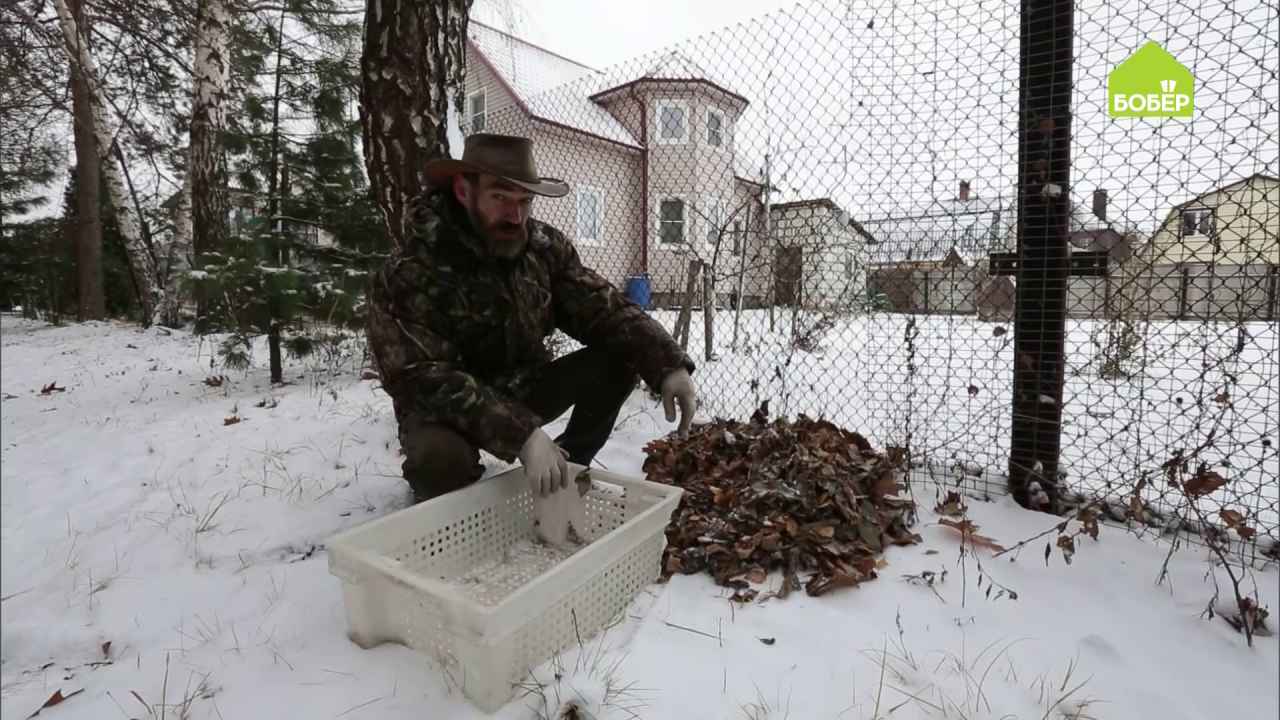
[326,463,683,713]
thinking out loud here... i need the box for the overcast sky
[17,0,1276,233]
[471,0,797,69]
[471,0,1276,235]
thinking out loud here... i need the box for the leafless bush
[789,311,837,353]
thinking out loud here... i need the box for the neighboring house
[1145,173,1279,266]
[1069,227,1139,263]
[770,198,870,310]
[860,181,1015,319]
[161,187,338,268]
[461,21,867,311]
[1115,173,1280,322]
[861,181,1013,268]
[1063,190,1153,320]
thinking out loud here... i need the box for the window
[1181,208,1214,238]
[707,109,724,147]
[659,199,686,244]
[844,250,857,278]
[227,205,251,237]
[655,100,687,144]
[731,221,742,255]
[702,197,724,249]
[467,88,486,133]
[575,185,604,244]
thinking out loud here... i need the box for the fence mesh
[461,0,1278,552]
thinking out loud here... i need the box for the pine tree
[189,0,387,382]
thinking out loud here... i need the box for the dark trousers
[397,346,637,502]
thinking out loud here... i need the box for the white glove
[518,428,569,496]
[660,368,697,437]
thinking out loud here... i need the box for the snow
[467,19,643,148]
[641,310,1280,541]
[468,21,598,106]
[524,79,644,149]
[2,313,1277,719]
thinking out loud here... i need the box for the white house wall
[463,44,525,133]
[771,203,867,311]
[528,123,645,288]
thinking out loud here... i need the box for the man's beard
[465,200,527,259]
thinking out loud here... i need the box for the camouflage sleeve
[366,256,542,463]
[544,226,696,391]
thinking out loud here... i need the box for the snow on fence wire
[459,0,1279,553]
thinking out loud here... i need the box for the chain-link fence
[460,0,1278,553]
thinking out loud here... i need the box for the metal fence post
[1266,264,1278,322]
[1008,0,1074,512]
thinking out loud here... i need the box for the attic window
[707,109,724,147]
[655,100,687,144]
[468,89,486,133]
[1181,207,1214,238]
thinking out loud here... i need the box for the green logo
[1108,41,1194,118]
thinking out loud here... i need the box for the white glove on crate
[518,428,569,496]
[534,469,591,547]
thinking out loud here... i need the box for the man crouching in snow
[366,133,698,503]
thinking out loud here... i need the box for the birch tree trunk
[68,0,104,321]
[48,0,161,323]
[360,0,473,249]
[190,0,231,318]
[158,167,192,328]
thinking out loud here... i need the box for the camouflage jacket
[366,189,695,463]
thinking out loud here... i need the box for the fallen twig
[662,621,719,641]
[336,697,383,717]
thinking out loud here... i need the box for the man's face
[453,173,534,258]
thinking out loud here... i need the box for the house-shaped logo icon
[1108,41,1195,119]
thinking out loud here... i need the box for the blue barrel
[625,274,652,310]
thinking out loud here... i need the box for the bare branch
[88,24,193,77]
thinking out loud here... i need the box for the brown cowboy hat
[424,133,570,198]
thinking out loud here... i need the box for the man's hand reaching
[519,428,569,496]
[660,368,697,437]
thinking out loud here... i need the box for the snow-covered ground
[2,314,1277,719]
[650,310,1280,540]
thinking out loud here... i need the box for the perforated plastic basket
[326,463,682,713]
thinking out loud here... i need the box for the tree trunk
[764,153,775,333]
[360,0,473,249]
[190,0,231,319]
[57,179,77,322]
[68,0,104,321]
[674,259,701,351]
[261,3,287,383]
[702,269,715,361]
[731,202,751,351]
[158,167,192,327]
[47,0,161,323]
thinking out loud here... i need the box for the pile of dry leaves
[642,407,920,601]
